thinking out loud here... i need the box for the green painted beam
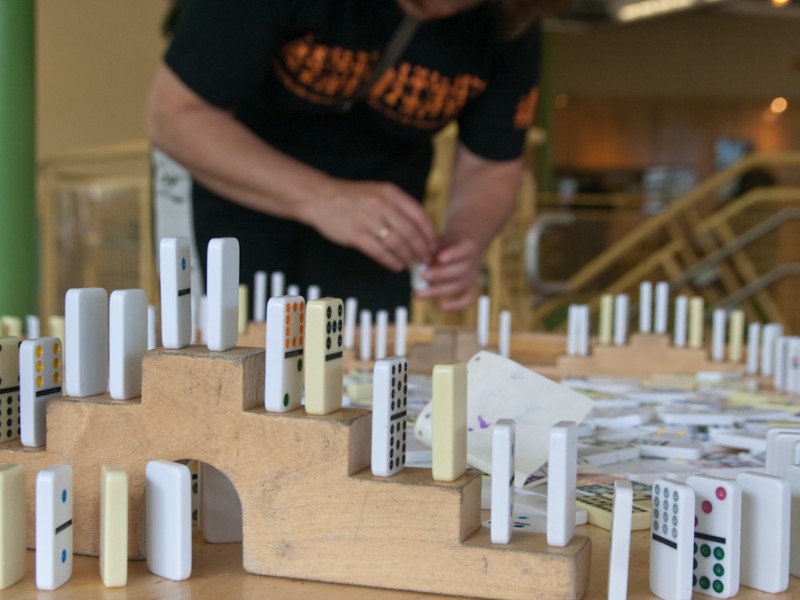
[536,28,556,194]
[0,1,37,319]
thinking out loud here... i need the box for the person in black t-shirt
[147,0,559,313]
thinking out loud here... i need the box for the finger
[423,259,476,286]
[376,208,435,266]
[438,290,477,311]
[385,189,437,251]
[357,235,405,273]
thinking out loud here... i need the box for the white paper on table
[414,351,594,487]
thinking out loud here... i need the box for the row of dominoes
[649,471,793,600]
[0,460,197,591]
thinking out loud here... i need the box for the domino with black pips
[686,474,742,598]
[736,471,790,593]
[0,464,26,590]
[304,297,344,415]
[20,336,63,447]
[36,464,73,590]
[0,336,20,443]
[490,418,515,544]
[547,420,577,547]
[146,460,192,581]
[100,464,128,587]
[431,361,467,482]
[371,356,409,477]
[265,295,305,412]
[65,287,108,397]
[649,478,694,600]
[206,237,240,352]
[607,480,633,600]
[159,237,192,349]
[109,289,147,400]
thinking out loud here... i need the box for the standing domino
[785,464,800,577]
[432,362,467,482]
[607,480,633,600]
[206,238,240,352]
[745,322,761,374]
[375,310,389,360]
[100,465,128,587]
[547,421,577,547]
[0,336,20,443]
[371,357,409,477]
[613,294,629,346]
[654,281,669,334]
[649,478,695,600]
[736,471,790,593]
[65,287,108,397]
[0,464,26,590]
[36,464,73,590]
[686,475,741,597]
[253,271,267,322]
[304,298,344,415]
[674,296,688,348]
[20,337,63,447]
[394,306,408,357]
[146,460,191,581]
[490,419,515,544]
[711,309,727,362]
[477,296,490,347]
[159,237,192,349]
[265,295,305,412]
[270,271,285,298]
[109,289,147,400]
[639,280,653,334]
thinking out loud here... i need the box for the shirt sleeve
[164,0,294,109]
[457,22,542,161]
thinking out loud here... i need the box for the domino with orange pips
[265,295,305,412]
[20,336,63,447]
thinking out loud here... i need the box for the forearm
[146,64,330,226]
[443,144,523,251]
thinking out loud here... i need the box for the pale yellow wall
[36,0,168,159]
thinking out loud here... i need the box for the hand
[307,180,436,272]
[415,235,482,311]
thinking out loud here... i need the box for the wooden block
[553,334,744,379]
[0,346,590,600]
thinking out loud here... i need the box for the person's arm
[146,63,436,272]
[416,142,523,310]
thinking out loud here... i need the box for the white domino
[760,322,783,376]
[765,427,800,477]
[109,289,147,400]
[304,298,344,415]
[785,464,800,577]
[0,464,26,590]
[490,419,515,544]
[253,271,267,322]
[711,309,727,362]
[686,475,741,597]
[608,480,633,600]
[100,464,128,587]
[673,295,688,348]
[20,337,63,447]
[736,471,790,593]
[394,306,408,357]
[146,460,191,581]
[639,281,653,334]
[343,298,357,350]
[613,294,629,346]
[654,281,669,334]
[270,271,285,298]
[0,336,20,443]
[547,421,577,547]
[359,310,372,361]
[371,357,409,477]
[36,464,73,590]
[159,237,192,349]
[375,310,388,360]
[265,295,305,412]
[147,305,158,350]
[649,478,695,600]
[65,287,108,397]
[25,314,40,339]
[745,322,761,374]
[206,238,240,352]
[477,295,490,347]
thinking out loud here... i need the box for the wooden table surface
[3,519,798,599]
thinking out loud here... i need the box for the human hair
[497,0,571,39]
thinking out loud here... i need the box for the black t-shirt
[165,0,542,311]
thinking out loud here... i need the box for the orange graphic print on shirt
[274,35,488,130]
